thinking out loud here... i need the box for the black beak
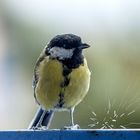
[79,43,90,49]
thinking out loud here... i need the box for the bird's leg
[70,107,74,126]
[64,107,80,130]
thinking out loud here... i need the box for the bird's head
[45,34,90,60]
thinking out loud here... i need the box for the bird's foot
[64,124,80,130]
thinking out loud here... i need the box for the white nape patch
[49,46,74,60]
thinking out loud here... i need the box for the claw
[64,124,80,130]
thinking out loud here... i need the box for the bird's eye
[45,47,50,55]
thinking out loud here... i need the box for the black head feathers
[48,34,82,49]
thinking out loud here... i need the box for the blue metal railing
[0,129,140,140]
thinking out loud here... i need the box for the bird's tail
[28,107,54,129]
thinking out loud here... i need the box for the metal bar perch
[0,130,140,140]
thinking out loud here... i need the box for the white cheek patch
[49,47,74,60]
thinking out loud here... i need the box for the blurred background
[0,0,140,129]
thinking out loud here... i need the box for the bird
[28,34,91,130]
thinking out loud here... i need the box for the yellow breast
[35,57,90,110]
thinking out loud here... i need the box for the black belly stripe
[58,91,65,107]
[63,65,72,76]
[58,65,72,108]
[60,77,70,87]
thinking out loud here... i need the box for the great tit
[28,34,91,129]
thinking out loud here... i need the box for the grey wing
[32,54,46,105]
[32,67,40,105]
